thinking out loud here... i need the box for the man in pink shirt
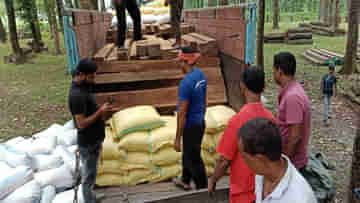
[273,52,311,173]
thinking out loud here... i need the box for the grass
[0,22,357,140]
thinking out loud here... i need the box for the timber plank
[95,84,227,110]
[95,69,184,84]
[318,49,344,59]
[93,43,115,62]
[96,57,220,73]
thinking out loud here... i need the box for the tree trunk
[0,17,7,43]
[257,0,265,70]
[65,0,74,8]
[334,0,341,29]
[26,0,42,53]
[348,116,360,203]
[320,0,330,24]
[341,0,359,75]
[45,0,61,54]
[74,0,80,8]
[79,0,92,9]
[44,0,55,39]
[4,0,24,63]
[56,0,64,31]
[273,0,280,29]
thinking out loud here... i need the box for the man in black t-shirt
[68,59,113,203]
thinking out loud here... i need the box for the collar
[278,80,297,103]
[265,155,293,200]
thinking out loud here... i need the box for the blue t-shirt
[178,68,207,129]
[322,73,337,96]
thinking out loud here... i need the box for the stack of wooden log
[299,22,346,37]
[303,48,344,66]
[264,28,313,45]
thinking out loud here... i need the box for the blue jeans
[78,143,102,203]
[324,94,332,121]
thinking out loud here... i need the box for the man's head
[238,118,282,175]
[273,52,297,87]
[328,63,335,75]
[178,47,201,73]
[73,58,98,87]
[240,65,265,101]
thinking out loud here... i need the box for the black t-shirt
[68,82,105,147]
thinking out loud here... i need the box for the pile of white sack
[0,120,85,203]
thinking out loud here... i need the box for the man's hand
[208,177,216,196]
[100,103,113,114]
[164,0,169,6]
[174,137,181,152]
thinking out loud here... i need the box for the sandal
[173,178,192,191]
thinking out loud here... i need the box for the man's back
[217,103,275,202]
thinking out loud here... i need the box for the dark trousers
[115,0,142,47]
[182,121,208,189]
[169,0,183,39]
[79,143,102,203]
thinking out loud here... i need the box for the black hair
[241,65,265,94]
[238,118,282,161]
[328,63,335,70]
[181,46,198,54]
[273,52,297,76]
[74,58,98,76]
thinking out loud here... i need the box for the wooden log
[264,40,284,44]
[147,42,161,58]
[302,52,326,65]
[310,21,331,27]
[264,33,286,40]
[93,43,115,62]
[287,33,312,40]
[318,49,344,59]
[306,49,328,61]
[287,28,312,33]
[286,39,314,45]
[96,57,220,73]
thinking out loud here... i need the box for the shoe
[95,192,105,202]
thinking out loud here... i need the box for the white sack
[63,120,75,130]
[4,136,25,148]
[1,180,41,203]
[156,14,170,24]
[0,145,33,168]
[32,124,63,139]
[142,14,157,24]
[53,145,76,171]
[34,164,74,190]
[32,154,64,172]
[0,161,12,173]
[52,186,84,203]
[0,166,34,199]
[56,129,77,147]
[67,145,78,154]
[40,185,56,203]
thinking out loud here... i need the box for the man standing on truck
[113,0,143,48]
[208,66,276,203]
[173,47,208,190]
[68,59,114,203]
[165,0,183,49]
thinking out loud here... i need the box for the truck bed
[96,176,229,203]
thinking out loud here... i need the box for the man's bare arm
[74,103,110,129]
[210,155,231,183]
[283,123,302,158]
[176,101,189,140]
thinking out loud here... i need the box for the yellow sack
[205,164,215,176]
[149,164,182,183]
[118,150,152,165]
[201,150,216,166]
[212,131,224,148]
[102,127,122,160]
[112,105,166,138]
[202,134,215,152]
[150,116,177,152]
[127,169,154,185]
[118,131,151,152]
[97,160,151,175]
[151,147,182,166]
[153,7,169,15]
[96,174,127,186]
[205,105,236,134]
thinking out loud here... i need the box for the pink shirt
[277,81,311,169]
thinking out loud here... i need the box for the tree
[0,16,6,43]
[334,0,341,29]
[273,0,280,29]
[56,0,64,31]
[257,0,265,70]
[100,0,106,11]
[44,0,61,55]
[341,0,359,75]
[17,0,43,52]
[348,115,360,203]
[4,0,24,63]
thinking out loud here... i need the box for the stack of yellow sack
[97,105,235,186]
[201,105,236,175]
[141,0,169,16]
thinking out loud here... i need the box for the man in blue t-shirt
[321,63,337,126]
[173,47,208,190]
